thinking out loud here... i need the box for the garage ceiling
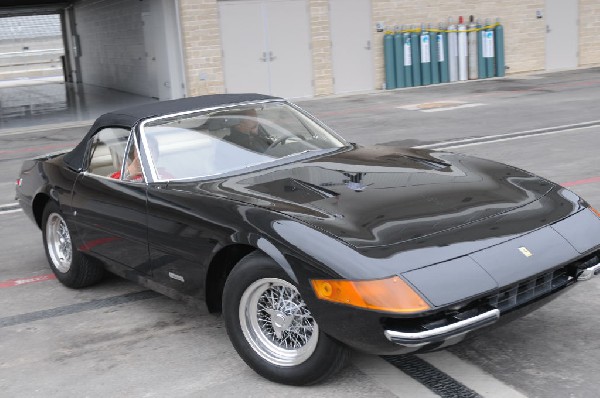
[0,0,70,17]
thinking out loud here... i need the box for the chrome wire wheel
[45,212,72,273]
[239,278,319,367]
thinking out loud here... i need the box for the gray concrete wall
[74,0,157,97]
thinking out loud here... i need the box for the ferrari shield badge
[519,247,533,257]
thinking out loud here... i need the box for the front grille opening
[488,256,592,313]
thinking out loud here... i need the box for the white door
[267,1,313,98]
[329,0,373,93]
[219,1,270,94]
[219,0,312,98]
[545,0,578,70]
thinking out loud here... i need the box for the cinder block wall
[178,0,225,96]
[178,0,598,98]
[74,0,154,97]
[309,0,334,96]
[580,0,600,67]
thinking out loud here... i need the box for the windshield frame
[136,99,350,183]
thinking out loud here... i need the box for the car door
[145,187,232,298]
[70,127,151,274]
[139,119,237,297]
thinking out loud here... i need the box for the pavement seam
[434,124,598,150]
[0,290,160,328]
[414,119,600,150]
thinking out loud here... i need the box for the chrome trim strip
[577,262,600,281]
[139,99,285,127]
[384,309,500,347]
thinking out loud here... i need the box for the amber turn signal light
[590,206,600,219]
[311,276,430,314]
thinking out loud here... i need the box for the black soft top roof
[63,93,279,171]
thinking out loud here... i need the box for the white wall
[74,0,185,99]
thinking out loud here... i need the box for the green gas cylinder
[411,27,422,86]
[394,28,406,88]
[495,18,505,77]
[384,32,396,89]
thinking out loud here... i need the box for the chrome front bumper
[384,309,500,348]
[577,262,600,281]
[385,261,600,348]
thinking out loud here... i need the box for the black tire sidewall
[41,202,103,288]
[223,251,347,385]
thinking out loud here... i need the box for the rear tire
[42,202,104,288]
[223,251,349,385]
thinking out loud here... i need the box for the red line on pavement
[0,273,56,289]
[561,176,600,188]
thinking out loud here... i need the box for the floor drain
[382,355,482,398]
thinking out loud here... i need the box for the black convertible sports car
[16,94,600,385]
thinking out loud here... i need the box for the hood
[192,145,555,248]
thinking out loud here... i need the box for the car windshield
[140,101,347,181]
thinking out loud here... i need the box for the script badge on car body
[519,247,533,257]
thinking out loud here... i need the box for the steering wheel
[267,136,290,150]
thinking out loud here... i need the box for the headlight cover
[311,276,431,314]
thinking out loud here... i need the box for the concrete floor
[0,78,157,131]
[1,67,600,397]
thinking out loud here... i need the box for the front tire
[42,202,104,288]
[223,252,348,385]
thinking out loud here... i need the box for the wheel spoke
[46,213,72,273]
[239,277,319,366]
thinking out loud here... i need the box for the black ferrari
[16,94,600,385]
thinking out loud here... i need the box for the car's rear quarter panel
[17,154,78,229]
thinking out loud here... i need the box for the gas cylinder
[394,27,405,88]
[477,19,486,78]
[484,19,495,78]
[420,24,431,86]
[429,25,440,84]
[495,18,505,77]
[410,26,422,86]
[467,15,478,79]
[438,23,449,83]
[384,31,396,89]
[403,31,413,87]
[457,16,468,81]
[447,18,458,82]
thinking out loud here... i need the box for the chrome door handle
[268,51,276,61]
[546,25,551,33]
[259,52,267,62]
[365,40,371,50]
